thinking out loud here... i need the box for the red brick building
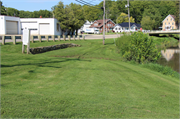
[89,19,116,32]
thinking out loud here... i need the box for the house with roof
[89,19,116,32]
[162,14,178,30]
[113,22,141,32]
[78,20,93,33]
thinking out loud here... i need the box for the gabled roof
[117,22,141,28]
[162,14,176,23]
[89,19,115,28]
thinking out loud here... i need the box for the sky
[1,0,103,12]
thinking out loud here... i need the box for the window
[172,27,174,29]
[119,28,120,30]
[115,28,117,30]
[57,23,59,31]
[172,23,174,25]
[171,18,172,21]
[169,22,170,25]
[94,23,98,26]
[165,23,166,25]
[167,19,168,21]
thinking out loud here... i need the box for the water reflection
[158,49,179,73]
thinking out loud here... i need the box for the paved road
[0,34,122,43]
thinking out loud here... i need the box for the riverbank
[1,39,179,118]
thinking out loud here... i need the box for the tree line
[1,0,179,32]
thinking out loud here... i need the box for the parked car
[81,31,85,34]
[94,29,100,34]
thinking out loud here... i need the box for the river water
[157,48,179,73]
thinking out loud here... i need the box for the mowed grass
[1,39,179,118]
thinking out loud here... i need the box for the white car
[94,30,100,34]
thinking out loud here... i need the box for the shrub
[142,63,179,79]
[115,34,131,55]
[116,32,161,63]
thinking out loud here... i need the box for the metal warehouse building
[0,15,62,35]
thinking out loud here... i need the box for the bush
[115,34,131,55]
[142,63,179,79]
[116,32,161,63]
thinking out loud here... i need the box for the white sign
[23,27,30,45]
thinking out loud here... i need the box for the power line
[75,0,102,9]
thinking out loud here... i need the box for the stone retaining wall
[30,43,80,54]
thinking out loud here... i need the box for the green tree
[70,3,85,35]
[0,1,7,15]
[6,7,19,16]
[116,13,135,24]
[141,16,155,30]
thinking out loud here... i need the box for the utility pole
[103,0,105,45]
[0,0,1,15]
[128,0,130,32]
[106,11,107,34]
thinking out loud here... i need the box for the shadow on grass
[1,58,91,68]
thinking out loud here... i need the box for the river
[157,48,179,73]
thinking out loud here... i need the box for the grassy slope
[1,39,179,118]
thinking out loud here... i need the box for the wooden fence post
[12,35,16,45]
[38,35,41,42]
[78,35,80,40]
[52,35,55,42]
[73,35,75,41]
[83,35,85,40]
[68,35,71,41]
[31,35,34,43]
[2,35,5,45]
[58,35,60,41]
[63,35,66,41]
[46,35,49,42]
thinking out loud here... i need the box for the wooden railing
[0,35,85,45]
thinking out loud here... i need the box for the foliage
[115,34,131,55]
[142,63,179,79]
[116,13,135,24]
[141,16,155,30]
[116,32,161,63]
[0,1,7,15]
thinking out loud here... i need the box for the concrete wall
[0,15,21,35]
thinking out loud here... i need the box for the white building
[78,20,93,33]
[113,22,141,33]
[0,15,62,35]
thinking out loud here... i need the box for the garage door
[6,20,18,34]
[39,23,50,35]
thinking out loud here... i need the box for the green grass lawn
[1,39,179,118]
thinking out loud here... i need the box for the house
[0,15,62,35]
[89,19,116,32]
[162,14,178,30]
[78,20,93,33]
[113,22,141,33]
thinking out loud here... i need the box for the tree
[6,7,19,16]
[70,3,85,35]
[116,13,135,24]
[53,1,76,35]
[0,1,7,15]
[141,16,155,30]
